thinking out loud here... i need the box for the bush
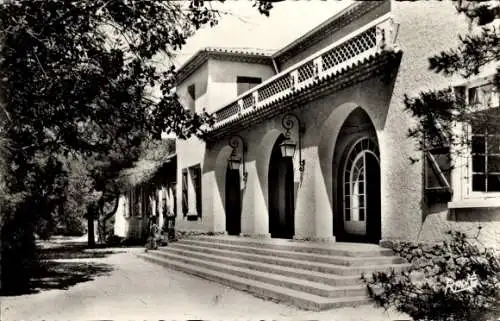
[35,217,54,240]
[54,216,86,236]
[363,229,500,321]
[105,234,124,247]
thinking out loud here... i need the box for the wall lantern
[280,113,305,172]
[280,138,296,159]
[228,150,242,171]
[228,135,248,184]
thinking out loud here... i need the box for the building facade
[114,146,177,242]
[174,1,500,248]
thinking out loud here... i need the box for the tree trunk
[97,194,120,245]
[87,206,95,248]
[102,194,120,221]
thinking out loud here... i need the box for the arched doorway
[334,108,381,243]
[225,165,241,236]
[268,135,295,239]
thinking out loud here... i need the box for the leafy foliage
[0,0,275,293]
[363,230,500,321]
[404,89,462,151]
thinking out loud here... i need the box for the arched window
[343,138,379,222]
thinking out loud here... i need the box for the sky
[173,1,353,67]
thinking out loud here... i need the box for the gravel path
[2,247,409,320]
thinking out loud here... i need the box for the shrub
[105,234,124,247]
[54,216,86,236]
[363,229,500,321]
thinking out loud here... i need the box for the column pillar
[293,145,335,242]
[241,160,270,238]
[293,146,316,239]
[204,169,224,233]
[314,154,335,242]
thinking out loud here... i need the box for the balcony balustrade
[212,16,399,129]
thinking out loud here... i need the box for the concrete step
[138,252,371,311]
[165,242,410,276]
[180,239,405,266]
[190,235,395,257]
[161,245,363,286]
[152,248,367,297]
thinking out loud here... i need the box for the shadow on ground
[29,259,114,293]
[2,240,120,296]
[38,241,124,260]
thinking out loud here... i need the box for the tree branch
[102,193,120,221]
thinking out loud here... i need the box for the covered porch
[199,15,403,243]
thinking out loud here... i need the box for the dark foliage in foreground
[363,230,500,321]
[0,0,276,294]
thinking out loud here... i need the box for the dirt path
[1,240,409,320]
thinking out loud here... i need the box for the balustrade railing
[213,16,398,127]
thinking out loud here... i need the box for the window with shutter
[182,169,188,216]
[172,182,177,216]
[424,147,452,203]
[423,117,453,203]
[449,75,500,207]
[193,165,202,218]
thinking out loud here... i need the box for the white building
[173,1,500,249]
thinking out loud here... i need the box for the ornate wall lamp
[280,113,305,172]
[228,135,248,185]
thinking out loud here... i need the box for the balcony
[207,16,400,139]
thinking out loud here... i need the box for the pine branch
[429,27,500,77]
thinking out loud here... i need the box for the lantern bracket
[228,135,248,185]
[281,113,305,172]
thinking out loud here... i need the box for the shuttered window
[172,183,177,216]
[182,169,188,216]
[424,147,452,203]
[192,165,202,218]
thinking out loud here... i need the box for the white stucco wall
[176,62,209,114]
[200,75,395,241]
[174,1,500,249]
[176,58,274,233]
[176,136,212,232]
[387,1,500,249]
[207,59,275,114]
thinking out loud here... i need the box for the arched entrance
[225,165,241,235]
[334,108,381,243]
[268,135,295,239]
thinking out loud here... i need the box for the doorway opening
[333,108,381,243]
[268,135,295,239]
[225,166,241,236]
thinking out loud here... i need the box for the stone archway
[332,108,381,243]
[268,135,295,239]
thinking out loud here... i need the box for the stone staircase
[137,235,409,311]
